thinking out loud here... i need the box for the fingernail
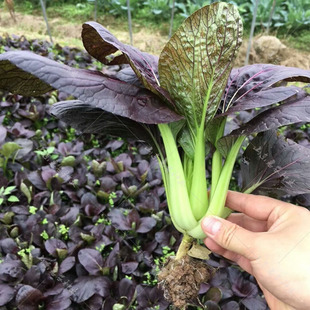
[202,216,222,236]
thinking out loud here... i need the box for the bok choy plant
[1,2,310,307]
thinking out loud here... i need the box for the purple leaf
[82,22,175,108]
[106,140,124,151]
[51,100,160,147]
[224,86,305,115]
[16,285,44,310]
[23,266,42,287]
[241,296,268,310]
[0,284,15,306]
[0,258,24,281]
[108,208,131,231]
[14,138,34,160]
[241,131,310,196]
[105,243,120,268]
[121,261,139,274]
[78,249,103,276]
[0,238,18,254]
[118,278,136,302]
[0,51,181,124]
[81,192,105,217]
[221,301,240,310]
[60,206,80,226]
[232,96,310,137]
[44,284,71,310]
[27,171,47,190]
[71,276,111,303]
[44,239,67,257]
[136,216,157,233]
[59,256,76,274]
[114,153,132,168]
[99,176,117,191]
[228,268,258,298]
[225,64,310,107]
[10,122,35,138]
[87,294,104,309]
[136,285,169,310]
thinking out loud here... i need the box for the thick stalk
[157,156,185,234]
[175,234,194,260]
[187,136,246,239]
[189,76,214,220]
[210,118,226,200]
[183,154,193,193]
[206,136,245,217]
[210,149,222,200]
[158,124,198,232]
[189,126,208,220]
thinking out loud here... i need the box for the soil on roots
[158,255,213,309]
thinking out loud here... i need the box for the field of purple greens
[1,35,310,309]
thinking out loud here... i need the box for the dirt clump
[235,35,310,70]
[253,35,287,63]
[158,255,213,309]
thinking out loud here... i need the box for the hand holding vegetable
[202,191,310,310]
[1,1,310,307]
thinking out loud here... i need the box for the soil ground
[0,10,309,69]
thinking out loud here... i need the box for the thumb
[201,216,256,258]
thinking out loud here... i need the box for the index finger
[226,191,291,221]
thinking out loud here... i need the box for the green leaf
[20,182,32,204]
[8,195,19,202]
[3,186,16,196]
[159,2,242,130]
[0,197,3,205]
[0,142,21,159]
[178,127,195,159]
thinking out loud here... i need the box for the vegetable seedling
[1,2,310,307]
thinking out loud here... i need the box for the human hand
[201,191,310,310]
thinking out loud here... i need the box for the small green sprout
[29,206,38,214]
[58,224,69,240]
[40,230,49,240]
[41,218,48,225]
[109,191,117,206]
[95,243,105,253]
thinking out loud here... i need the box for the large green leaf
[158,2,242,130]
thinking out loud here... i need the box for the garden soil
[0,11,309,69]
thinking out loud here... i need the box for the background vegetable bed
[1,15,310,309]
[0,35,280,310]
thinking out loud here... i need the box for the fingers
[226,191,290,221]
[228,213,268,232]
[201,215,260,260]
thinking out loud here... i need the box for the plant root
[158,255,213,309]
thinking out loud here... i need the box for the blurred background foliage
[12,0,310,34]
